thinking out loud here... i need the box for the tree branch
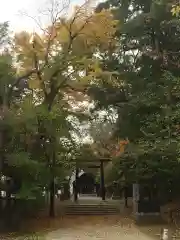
[32,40,48,98]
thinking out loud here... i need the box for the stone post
[133,183,140,215]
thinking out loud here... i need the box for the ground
[45,216,163,240]
[44,196,165,240]
[3,196,169,240]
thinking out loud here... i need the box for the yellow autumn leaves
[13,3,118,92]
[14,8,117,70]
[171,4,180,17]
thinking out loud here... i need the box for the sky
[0,0,85,33]
[0,0,44,32]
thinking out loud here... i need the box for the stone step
[65,207,119,211]
[63,204,120,215]
[65,205,120,208]
[65,211,120,215]
[66,207,119,211]
[66,205,119,207]
[65,212,119,215]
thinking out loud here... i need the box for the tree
[0,0,118,220]
[89,0,180,199]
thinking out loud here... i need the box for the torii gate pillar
[100,160,105,200]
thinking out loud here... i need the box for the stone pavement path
[45,216,161,240]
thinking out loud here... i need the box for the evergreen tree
[90,0,180,198]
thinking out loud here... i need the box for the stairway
[63,202,121,215]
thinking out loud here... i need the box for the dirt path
[45,216,162,240]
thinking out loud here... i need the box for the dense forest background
[0,0,180,231]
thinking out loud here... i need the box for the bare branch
[31,40,48,98]
[61,0,93,41]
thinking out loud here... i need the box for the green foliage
[0,2,117,221]
[92,0,180,191]
[0,19,94,218]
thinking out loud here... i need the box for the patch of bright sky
[0,0,85,33]
[0,0,42,32]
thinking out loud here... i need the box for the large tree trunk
[4,189,12,229]
[49,177,55,217]
[124,186,128,208]
[49,151,56,218]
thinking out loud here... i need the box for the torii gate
[73,139,129,201]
